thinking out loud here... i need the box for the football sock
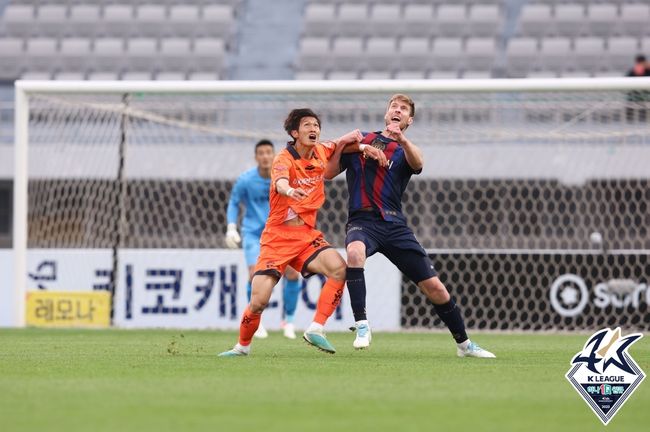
[346,267,367,322]
[313,278,345,325]
[433,298,469,344]
[238,305,262,346]
[283,277,302,323]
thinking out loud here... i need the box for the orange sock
[238,305,262,346]
[314,278,345,325]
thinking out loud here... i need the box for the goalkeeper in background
[225,139,302,339]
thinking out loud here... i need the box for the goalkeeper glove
[225,223,241,249]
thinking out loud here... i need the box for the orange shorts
[253,224,331,279]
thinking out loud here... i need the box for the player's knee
[249,298,268,313]
[419,277,450,303]
[346,245,366,267]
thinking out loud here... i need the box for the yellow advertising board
[26,291,111,328]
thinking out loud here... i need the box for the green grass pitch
[1,329,648,432]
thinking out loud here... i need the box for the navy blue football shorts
[345,212,437,284]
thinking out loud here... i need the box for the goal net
[11,79,650,330]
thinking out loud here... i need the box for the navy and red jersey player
[325,94,496,358]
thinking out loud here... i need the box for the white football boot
[282,322,297,339]
[457,341,496,358]
[254,323,269,339]
[352,320,372,349]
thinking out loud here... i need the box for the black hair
[283,108,321,141]
[635,54,646,63]
[255,139,274,152]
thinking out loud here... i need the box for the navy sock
[433,298,468,344]
[346,267,367,322]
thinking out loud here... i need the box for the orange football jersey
[267,141,336,228]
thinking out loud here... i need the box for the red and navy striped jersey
[340,131,421,223]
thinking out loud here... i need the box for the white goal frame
[13,77,650,327]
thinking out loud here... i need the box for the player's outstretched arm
[275,178,308,200]
[225,177,244,248]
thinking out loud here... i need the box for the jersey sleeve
[271,153,291,191]
[226,174,246,224]
[318,140,337,161]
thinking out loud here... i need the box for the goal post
[12,78,650,329]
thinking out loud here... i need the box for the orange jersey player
[219,108,386,357]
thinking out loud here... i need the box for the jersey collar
[286,142,301,160]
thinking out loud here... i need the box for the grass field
[1,329,648,432]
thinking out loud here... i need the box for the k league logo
[566,328,645,425]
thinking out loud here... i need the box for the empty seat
[3,5,35,37]
[468,4,500,37]
[168,5,200,37]
[303,4,336,37]
[295,71,326,80]
[0,38,25,79]
[539,37,572,72]
[465,37,496,70]
[55,71,86,81]
[193,38,225,70]
[369,4,401,35]
[122,71,154,81]
[298,37,330,70]
[26,37,59,70]
[394,70,426,80]
[60,38,91,70]
[160,38,192,68]
[506,37,538,77]
[21,71,53,80]
[361,71,392,80]
[573,37,604,71]
[365,37,397,70]
[554,4,586,37]
[327,71,359,80]
[69,5,99,36]
[94,38,125,71]
[126,37,158,69]
[431,38,464,71]
[87,71,120,81]
[331,37,364,71]
[587,4,619,37]
[36,5,67,37]
[201,5,234,37]
[402,4,434,37]
[436,5,467,37]
[136,4,166,36]
[102,5,135,36]
[462,70,492,79]
[399,37,430,70]
[156,71,187,80]
[337,4,368,37]
[188,72,220,81]
[428,70,459,79]
[606,37,639,71]
[518,4,552,37]
[619,4,650,37]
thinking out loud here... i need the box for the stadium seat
[0,38,25,79]
[327,71,359,80]
[620,4,649,37]
[361,70,392,80]
[297,37,330,70]
[465,38,496,71]
[605,37,639,71]
[122,71,154,81]
[539,37,572,73]
[20,71,53,80]
[428,70,459,79]
[365,37,397,70]
[69,5,100,36]
[436,5,467,37]
[574,37,605,72]
[3,5,35,37]
[517,4,552,37]
[60,38,92,71]
[188,71,220,81]
[26,37,59,70]
[369,4,401,36]
[398,37,431,71]
[93,38,125,71]
[331,37,364,71]
[505,37,538,77]
[135,4,166,36]
[168,5,200,38]
[159,38,192,69]
[303,3,336,37]
[294,71,326,80]
[156,71,188,81]
[336,4,368,37]
[87,71,120,81]
[193,38,226,70]
[431,37,464,71]
[402,4,434,37]
[36,5,67,37]
[586,4,619,38]
[554,4,586,38]
[54,71,86,81]
[394,70,426,80]
[126,37,158,69]
[201,5,234,37]
[102,5,135,37]
[462,70,492,79]
[468,4,500,37]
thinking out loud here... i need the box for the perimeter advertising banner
[0,249,401,331]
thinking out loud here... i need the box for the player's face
[384,99,413,130]
[292,116,321,147]
[255,145,275,170]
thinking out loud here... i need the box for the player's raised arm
[386,122,423,172]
